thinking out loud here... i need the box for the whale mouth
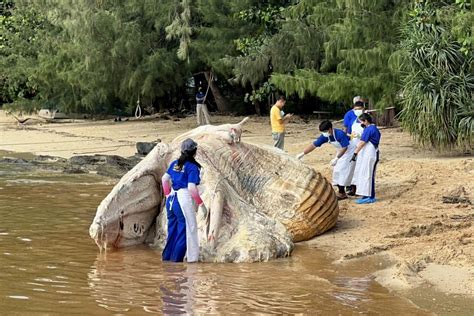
[89,220,115,252]
[89,221,103,250]
[89,169,164,252]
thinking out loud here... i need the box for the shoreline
[1,110,472,303]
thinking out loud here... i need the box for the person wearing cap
[161,138,205,262]
[196,87,211,126]
[350,113,381,204]
[270,95,293,150]
[342,96,365,195]
[296,120,356,200]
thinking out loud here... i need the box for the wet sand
[1,110,472,300]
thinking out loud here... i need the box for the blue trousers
[162,194,187,262]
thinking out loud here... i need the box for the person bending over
[296,120,356,200]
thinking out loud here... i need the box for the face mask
[322,132,330,137]
[361,123,366,128]
[354,109,363,117]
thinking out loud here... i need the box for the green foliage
[225,0,297,111]
[244,81,275,105]
[268,0,409,108]
[3,0,188,113]
[165,0,192,62]
[164,0,257,111]
[1,0,472,153]
[398,0,473,150]
[190,0,256,74]
[234,4,284,56]
[450,0,473,56]
[0,1,47,106]
[236,4,284,31]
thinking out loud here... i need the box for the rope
[135,97,142,119]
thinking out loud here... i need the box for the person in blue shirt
[351,113,381,204]
[196,87,211,126]
[343,96,366,195]
[296,120,357,200]
[343,96,366,137]
[161,138,206,262]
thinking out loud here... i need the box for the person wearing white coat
[296,120,356,200]
[343,96,366,195]
[351,113,381,204]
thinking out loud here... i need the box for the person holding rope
[161,139,205,262]
[196,87,211,126]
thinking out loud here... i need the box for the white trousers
[196,103,211,125]
[176,189,200,262]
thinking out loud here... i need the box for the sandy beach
[1,110,472,299]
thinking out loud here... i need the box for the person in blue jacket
[161,138,205,262]
[351,113,381,204]
[296,120,356,200]
[343,96,366,138]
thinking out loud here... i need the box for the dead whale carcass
[89,118,339,262]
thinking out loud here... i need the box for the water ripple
[0,167,429,315]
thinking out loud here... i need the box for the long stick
[202,71,213,104]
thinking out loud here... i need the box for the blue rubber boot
[356,197,377,204]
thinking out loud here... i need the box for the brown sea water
[0,162,431,315]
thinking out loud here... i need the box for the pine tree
[224,1,294,113]
[165,0,256,112]
[267,0,410,108]
[5,0,188,114]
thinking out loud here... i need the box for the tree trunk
[254,102,261,116]
[204,71,230,112]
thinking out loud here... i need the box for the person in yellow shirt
[270,95,293,150]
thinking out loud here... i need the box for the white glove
[330,157,339,166]
[296,152,305,160]
[351,132,361,139]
